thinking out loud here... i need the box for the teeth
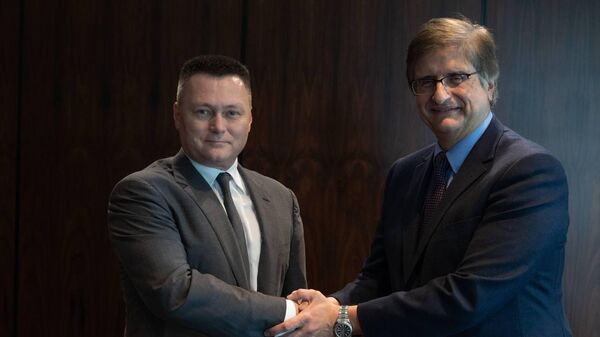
[434,107,456,112]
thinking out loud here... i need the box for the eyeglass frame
[409,71,479,96]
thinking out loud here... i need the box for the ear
[248,109,253,132]
[173,101,181,130]
[486,81,496,102]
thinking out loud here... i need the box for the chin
[433,122,462,137]
[438,115,464,129]
[206,154,230,165]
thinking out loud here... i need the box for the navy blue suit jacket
[333,117,572,337]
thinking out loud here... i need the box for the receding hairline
[175,55,252,101]
[176,72,252,102]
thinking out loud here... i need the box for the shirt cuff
[284,299,297,321]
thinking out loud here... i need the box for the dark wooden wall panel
[487,1,600,335]
[0,1,19,336]
[8,0,598,336]
[243,0,480,293]
[16,1,242,335]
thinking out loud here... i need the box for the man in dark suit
[108,55,306,337]
[266,17,572,337]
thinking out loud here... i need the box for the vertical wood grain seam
[240,0,249,64]
[13,0,25,335]
[481,0,487,25]
[239,0,249,164]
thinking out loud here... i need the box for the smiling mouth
[432,106,460,113]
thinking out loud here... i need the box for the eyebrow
[192,103,244,110]
[415,71,470,80]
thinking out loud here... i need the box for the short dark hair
[406,16,499,105]
[176,55,251,101]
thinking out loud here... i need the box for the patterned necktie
[422,151,450,227]
[216,172,250,275]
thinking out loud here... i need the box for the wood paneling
[243,0,480,293]
[487,1,600,335]
[0,0,19,336]
[16,1,242,335]
[8,0,598,336]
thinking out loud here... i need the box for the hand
[265,289,339,337]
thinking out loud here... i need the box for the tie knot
[216,172,233,190]
[434,151,449,170]
[433,152,450,182]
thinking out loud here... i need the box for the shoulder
[388,144,435,176]
[483,127,569,204]
[240,166,289,189]
[240,166,296,199]
[496,127,565,173]
[110,155,178,196]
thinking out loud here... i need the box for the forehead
[414,46,475,77]
[182,73,251,105]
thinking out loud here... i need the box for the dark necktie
[422,151,450,227]
[216,172,250,275]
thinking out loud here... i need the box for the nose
[209,113,226,133]
[431,81,451,104]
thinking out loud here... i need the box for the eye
[419,79,436,89]
[224,110,242,118]
[194,108,213,119]
[447,74,467,85]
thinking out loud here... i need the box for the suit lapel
[238,167,277,294]
[406,118,504,282]
[171,151,251,289]
[402,152,432,282]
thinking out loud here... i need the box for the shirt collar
[187,157,247,193]
[435,112,493,174]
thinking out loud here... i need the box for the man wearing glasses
[266,16,572,337]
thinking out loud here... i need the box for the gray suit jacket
[108,150,306,337]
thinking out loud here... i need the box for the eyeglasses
[410,72,478,96]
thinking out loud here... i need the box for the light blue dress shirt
[435,112,493,186]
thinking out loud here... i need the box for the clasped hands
[264,289,340,337]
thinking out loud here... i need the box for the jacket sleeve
[282,190,308,296]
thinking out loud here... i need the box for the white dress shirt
[188,157,296,320]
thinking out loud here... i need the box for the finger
[283,323,319,337]
[288,288,311,296]
[287,291,305,302]
[264,323,285,336]
[264,317,302,336]
[297,300,309,311]
[287,288,315,302]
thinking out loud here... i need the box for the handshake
[264,289,358,337]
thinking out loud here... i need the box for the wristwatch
[334,305,353,337]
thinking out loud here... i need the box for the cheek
[455,95,468,109]
[464,94,484,112]
[187,121,209,134]
[416,97,429,112]
[231,121,252,136]
[234,128,250,142]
